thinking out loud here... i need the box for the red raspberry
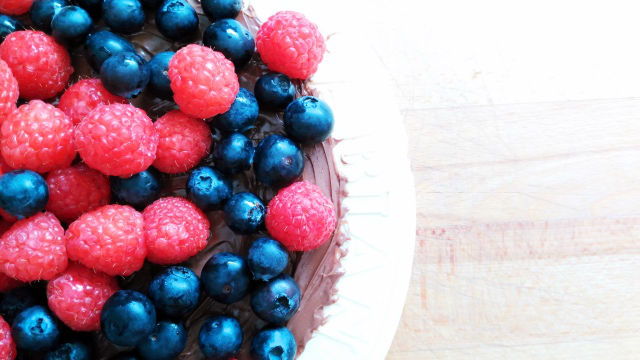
[75,103,158,177]
[0,316,16,360]
[0,59,18,121]
[0,273,22,293]
[143,197,210,265]
[0,100,75,173]
[46,164,111,223]
[47,263,119,331]
[58,78,128,125]
[0,0,33,15]
[66,205,146,276]
[153,110,212,174]
[169,44,239,118]
[256,11,326,79]
[0,212,68,282]
[265,181,337,251]
[0,31,73,99]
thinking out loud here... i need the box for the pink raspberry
[66,205,146,276]
[47,263,119,331]
[0,0,32,15]
[1,100,76,173]
[265,181,337,251]
[75,103,158,177]
[46,164,111,223]
[0,212,68,282]
[0,31,73,99]
[0,273,22,293]
[169,44,239,118]
[58,78,128,125]
[143,197,210,265]
[0,316,16,360]
[0,59,18,121]
[256,11,326,79]
[153,110,212,174]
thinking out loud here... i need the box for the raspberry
[143,197,210,265]
[0,273,22,293]
[0,212,68,282]
[169,44,239,118]
[0,316,16,360]
[0,31,73,99]
[46,164,111,223]
[66,204,146,276]
[47,263,119,331]
[0,0,33,15]
[58,78,128,125]
[265,181,337,251]
[75,103,158,177]
[256,11,326,79]
[0,59,18,121]
[1,100,76,173]
[153,110,212,174]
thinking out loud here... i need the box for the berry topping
[223,192,265,234]
[203,18,254,69]
[100,52,150,98]
[147,51,174,98]
[0,170,49,220]
[187,166,232,211]
[213,87,259,133]
[58,78,128,125]
[247,237,289,281]
[201,252,250,304]
[148,266,200,317]
[0,273,22,293]
[30,0,70,32]
[102,0,145,34]
[45,342,91,360]
[250,274,301,324]
[213,133,254,175]
[254,72,295,110]
[0,0,33,15]
[11,305,61,352]
[51,5,92,46]
[156,0,199,41]
[284,96,334,144]
[250,326,297,360]
[110,170,161,209]
[0,59,18,121]
[100,290,156,347]
[136,321,187,360]
[0,315,16,360]
[84,30,136,71]
[253,134,304,188]
[0,15,22,43]
[200,0,241,21]
[198,315,242,360]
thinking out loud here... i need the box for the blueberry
[0,170,49,219]
[30,0,70,32]
[85,30,136,71]
[203,18,254,69]
[213,132,254,175]
[147,51,174,98]
[247,237,288,281]
[100,51,150,98]
[51,6,93,46]
[223,192,265,234]
[284,96,334,144]
[254,73,296,111]
[201,252,250,304]
[102,0,145,34]
[156,0,198,41]
[136,321,187,360]
[110,170,161,209]
[213,88,259,133]
[0,287,39,324]
[76,0,101,17]
[148,266,200,318]
[250,326,297,360]
[198,315,242,360]
[253,135,304,188]
[187,166,232,211]
[201,0,241,21]
[250,274,300,324]
[100,290,156,347]
[11,305,61,352]
[45,342,91,360]
[0,15,23,42]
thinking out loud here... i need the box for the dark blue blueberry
[0,15,23,42]
[200,0,241,21]
[102,0,145,34]
[213,88,259,133]
[254,73,296,110]
[136,321,187,360]
[223,192,265,234]
[201,252,250,304]
[85,30,136,71]
[213,132,254,175]
[253,135,304,188]
[198,315,242,360]
[29,0,70,32]
[76,0,101,17]
[0,287,39,324]
[147,51,174,98]
[250,326,297,360]
[250,274,301,324]
[110,170,161,209]
[45,342,91,360]
[100,290,156,347]
[203,18,254,69]
[100,51,150,98]
[284,96,334,144]
[11,305,60,352]
[148,266,200,318]
[156,0,198,41]
[0,170,49,220]
[51,6,93,46]
[186,166,232,211]
[247,237,288,281]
